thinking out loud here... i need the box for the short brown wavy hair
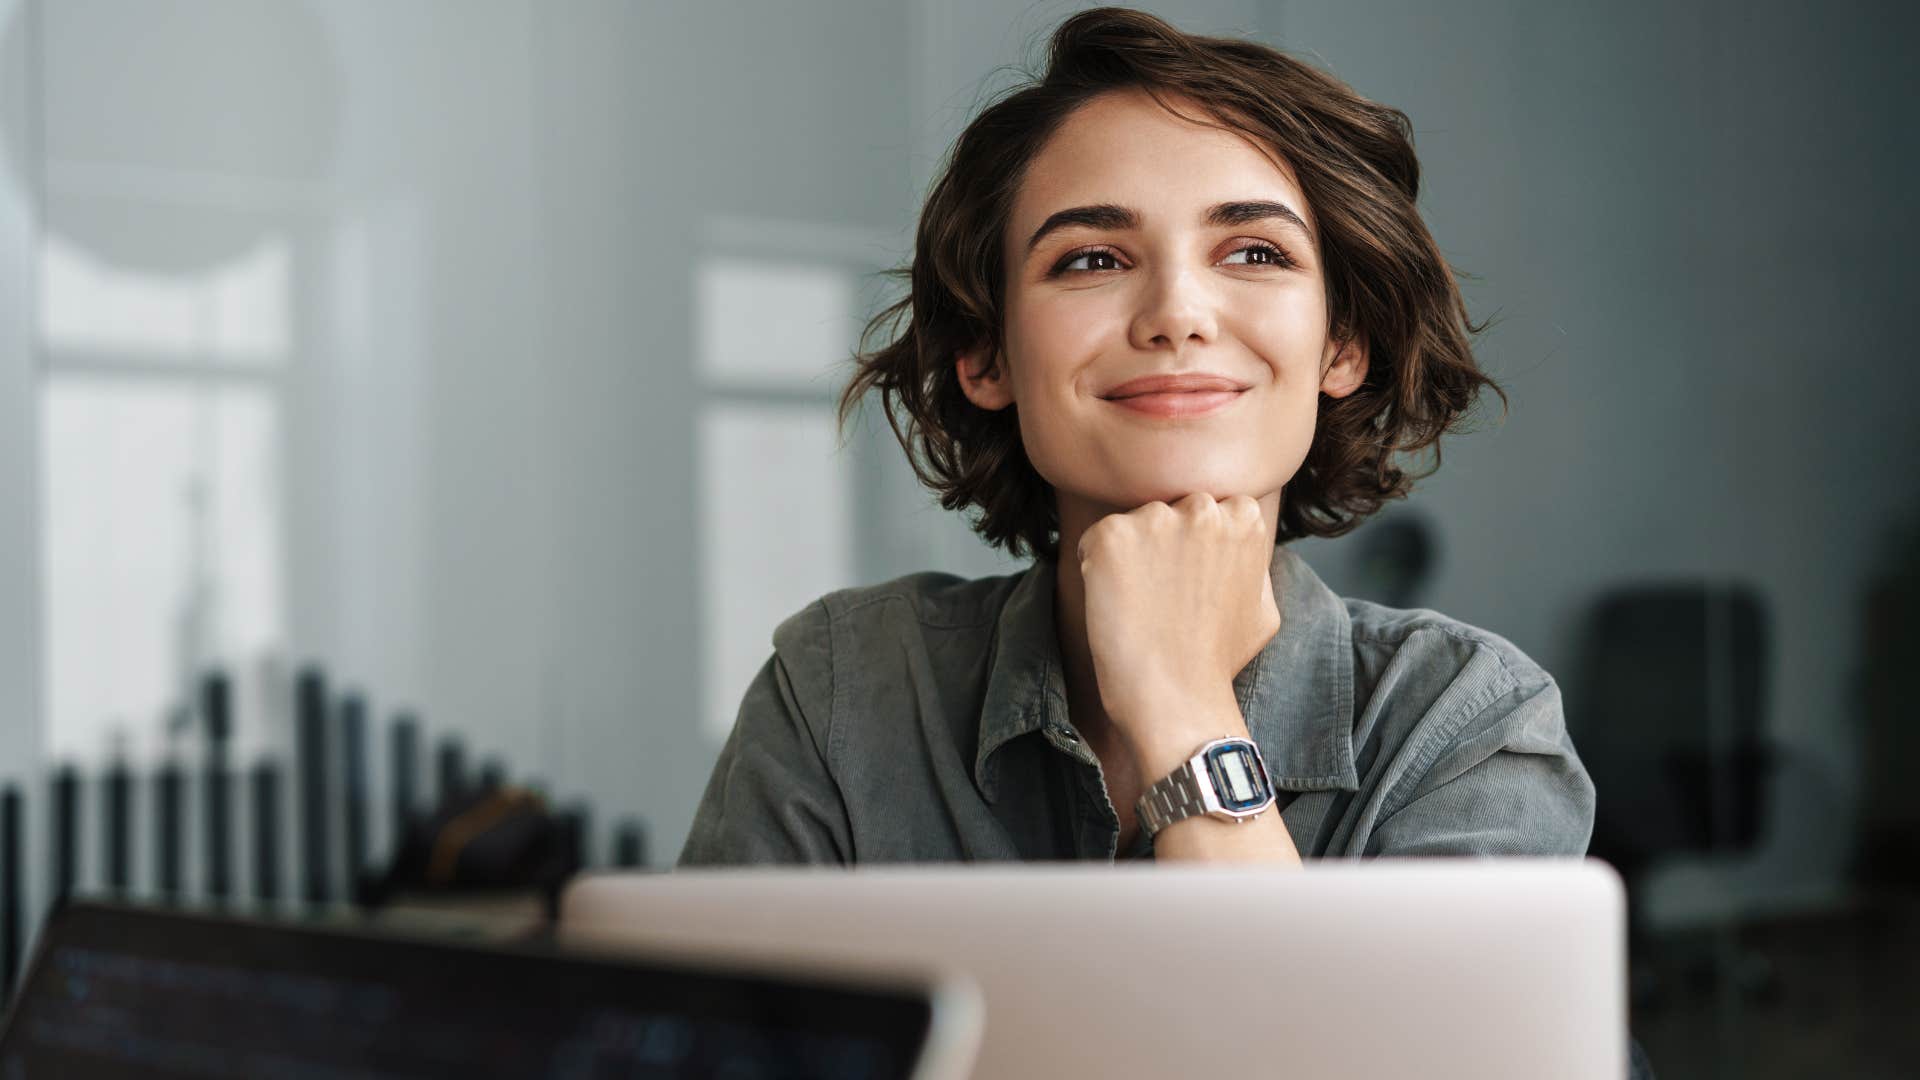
[838,6,1503,561]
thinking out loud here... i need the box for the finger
[1220,494,1260,531]
[1174,491,1216,514]
[1135,499,1173,521]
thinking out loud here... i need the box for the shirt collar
[974,544,1359,801]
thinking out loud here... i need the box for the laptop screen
[1,901,938,1079]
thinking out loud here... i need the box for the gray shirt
[679,543,1594,866]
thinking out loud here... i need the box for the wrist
[1109,682,1249,780]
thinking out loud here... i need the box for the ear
[955,346,1016,411]
[1319,331,1369,399]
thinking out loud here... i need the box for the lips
[1101,372,1250,419]
[1101,372,1251,399]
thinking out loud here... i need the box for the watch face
[1204,741,1272,812]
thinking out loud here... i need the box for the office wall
[1274,0,1920,924]
[0,0,44,926]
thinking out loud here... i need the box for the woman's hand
[1076,492,1282,763]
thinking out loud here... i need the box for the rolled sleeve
[677,602,852,866]
[1364,668,1595,857]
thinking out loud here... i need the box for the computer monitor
[0,899,981,1079]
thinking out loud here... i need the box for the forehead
[1010,88,1312,238]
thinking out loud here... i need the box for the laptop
[0,899,982,1079]
[561,859,1627,1080]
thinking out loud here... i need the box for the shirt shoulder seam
[1351,621,1551,692]
[1378,642,1525,817]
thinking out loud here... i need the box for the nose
[1127,261,1219,355]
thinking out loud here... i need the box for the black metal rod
[340,693,368,905]
[203,670,231,745]
[3,786,21,1008]
[103,757,131,896]
[297,666,331,907]
[251,761,281,907]
[202,670,233,904]
[390,713,419,845]
[436,737,466,808]
[613,819,648,869]
[155,762,184,902]
[51,765,78,907]
[205,766,232,905]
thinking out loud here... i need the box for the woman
[679,7,1593,868]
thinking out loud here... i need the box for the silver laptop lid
[561,859,1625,1080]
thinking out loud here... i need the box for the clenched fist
[1076,492,1282,760]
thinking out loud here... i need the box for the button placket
[1047,730,1119,859]
[1043,725,1096,767]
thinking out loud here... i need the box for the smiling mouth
[1103,388,1246,419]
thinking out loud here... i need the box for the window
[692,217,894,742]
[38,198,296,765]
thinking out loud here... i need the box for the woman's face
[957,88,1368,522]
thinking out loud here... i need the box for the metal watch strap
[1136,759,1211,840]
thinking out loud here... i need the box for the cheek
[1009,378,1078,489]
[1234,295,1333,480]
[1011,290,1112,366]
[1255,353,1328,470]
[1000,296,1103,469]
[1266,391,1321,468]
[1236,293,1330,383]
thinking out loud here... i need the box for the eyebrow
[1023,199,1315,256]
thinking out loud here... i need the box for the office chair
[1572,582,1779,1008]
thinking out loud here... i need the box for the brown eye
[1221,242,1294,268]
[1051,247,1123,276]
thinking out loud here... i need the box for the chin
[1104,468,1267,508]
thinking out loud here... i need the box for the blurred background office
[0,1,1914,1075]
